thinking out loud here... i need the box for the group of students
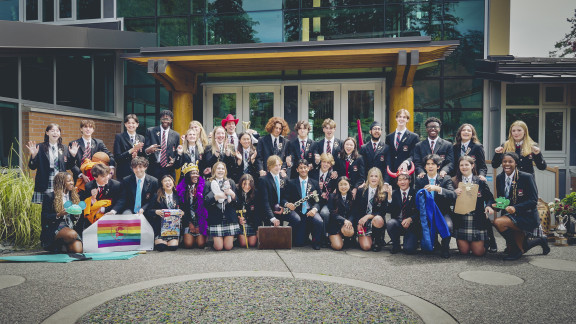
[30,108,550,260]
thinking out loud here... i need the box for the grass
[0,144,41,248]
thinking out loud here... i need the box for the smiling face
[369,125,382,140]
[214,128,226,144]
[214,163,226,178]
[338,179,350,195]
[323,126,335,139]
[125,118,139,133]
[297,163,310,179]
[297,125,309,139]
[225,121,236,134]
[396,112,409,128]
[459,159,473,177]
[269,160,282,175]
[81,125,94,137]
[241,179,251,193]
[344,139,355,155]
[186,129,197,144]
[46,126,61,142]
[511,125,525,142]
[368,171,380,187]
[162,177,174,191]
[240,133,252,149]
[95,174,109,186]
[160,116,172,130]
[190,170,199,184]
[502,155,517,176]
[460,125,473,142]
[65,174,75,192]
[426,122,440,139]
[397,175,410,191]
[132,164,147,178]
[271,122,283,137]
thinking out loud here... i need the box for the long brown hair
[238,174,255,202]
[339,137,359,160]
[453,156,478,186]
[53,172,80,214]
[156,175,176,203]
[454,123,481,146]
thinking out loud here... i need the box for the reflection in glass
[191,15,206,45]
[208,13,260,44]
[94,55,115,112]
[283,86,299,141]
[414,79,440,109]
[59,0,72,18]
[125,18,156,34]
[126,62,156,86]
[26,0,38,20]
[56,56,92,109]
[0,0,19,21]
[0,57,18,99]
[505,109,539,143]
[22,56,54,104]
[192,0,206,14]
[78,0,101,19]
[441,110,483,143]
[125,86,157,134]
[103,0,114,18]
[117,0,155,18]
[159,17,189,47]
[545,112,563,151]
[506,84,539,106]
[545,86,564,103]
[213,93,237,131]
[347,90,374,141]
[249,92,274,135]
[0,101,19,167]
[444,79,482,109]
[308,91,334,141]
[159,0,189,16]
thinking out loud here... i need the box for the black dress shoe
[371,242,382,252]
[312,244,321,250]
[440,249,450,259]
[541,239,551,255]
[503,249,522,261]
[390,245,401,254]
[487,246,498,253]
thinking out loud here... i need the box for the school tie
[505,177,511,198]
[301,180,308,214]
[274,175,281,204]
[373,142,377,152]
[131,136,135,145]
[98,185,104,199]
[244,150,249,172]
[82,141,91,162]
[326,140,331,155]
[190,147,196,163]
[273,138,278,152]
[160,130,168,167]
[402,191,407,204]
[301,141,306,159]
[461,145,467,156]
[345,158,350,178]
[401,191,408,218]
[367,189,374,214]
[395,132,401,149]
[430,140,435,153]
[51,146,59,171]
[430,178,436,197]
[134,178,142,213]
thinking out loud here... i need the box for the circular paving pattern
[0,275,25,290]
[529,258,576,272]
[80,277,422,323]
[458,271,524,286]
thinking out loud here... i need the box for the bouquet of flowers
[548,192,576,217]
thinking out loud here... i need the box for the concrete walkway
[1,238,575,323]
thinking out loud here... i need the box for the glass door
[341,82,384,142]
[242,86,281,135]
[205,86,242,133]
[301,84,341,140]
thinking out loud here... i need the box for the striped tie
[82,141,91,162]
[395,132,401,149]
[301,141,305,159]
[326,140,331,155]
[160,130,167,167]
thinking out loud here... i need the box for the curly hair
[53,172,80,215]
[265,117,290,136]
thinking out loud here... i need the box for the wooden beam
[148,59,197,93]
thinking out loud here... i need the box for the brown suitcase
[257,226,292,249]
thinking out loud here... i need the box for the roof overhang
[0,20,156,53]
[122,37,459,73]
[476,55,576,83]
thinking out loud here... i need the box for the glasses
[371,127,382,131]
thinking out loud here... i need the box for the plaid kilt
[209,218,240,237]
[455,213,487,242]
[32,169,56,204]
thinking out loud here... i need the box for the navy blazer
[495,170,539,231]
[28,142,71,192]
[203,144,237,179]
[120,174,159,214]
[334,155,366,189]
[287,137,315,178]
[413,137,454,176]
[385,130,419,172]
[235,189,261,228]
[328,192,354,227]
[491,144,547,175]
[451,142,487,177]
[144,126,180,179]
[40,192,79,247]
[281,177,321,215]
[68,137,115,180]
[451,176,494,230]
[256,134,288,172]
[82,179,125,214]
[388,188,420,231]
[204,179,238,226]
[352,186,387,223]
[146,192,183,237]
[257,173,287,223]
[309,168,336,205]
[312,138,343,169]
[414,175,456,217]
[359,140,389,176]
[113,132,146,181]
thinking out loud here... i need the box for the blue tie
[134,178,142,213]
[301,180,307,214]
[430,177,436,198]
[274,175,280,204]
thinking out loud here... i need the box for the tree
[549,9,576,58]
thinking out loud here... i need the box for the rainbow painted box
[82,214,154,253]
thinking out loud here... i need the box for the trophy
[242,121,251,132]
[555,214,569,246]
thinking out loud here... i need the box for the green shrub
[0,145,41,248]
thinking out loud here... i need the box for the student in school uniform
[144,110,180,180]
[256,117,290,178]
[359,121,389,181]
[353,168,388,252]
[385,168,419,254]
[385,109,419,186]
[413,117,454,179]
[334,137,365,197]
[313,118,342,171]
[327,177,355,251]
[286,120,315,179]
[68,119,115,184]
[146,175,184,252]
[113,114,145,181]
[120,157,159,215]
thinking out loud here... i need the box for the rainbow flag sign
[83,214,154,253]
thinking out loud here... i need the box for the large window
[22,56,54,104]
[0,0,19,21]
[0,101,19,167]
[0,58,18,99]
[24,0,115,22]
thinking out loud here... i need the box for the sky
[510,0,575,57]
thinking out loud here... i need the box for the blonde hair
[53,172,80,214]
[319,153,335,166]
[267,155,282,171]
[321,118,336,129]
[503,120,537,157]
[210,126,229,153]
[183,128,204,155]
[189,120,209,148]
[209,161,228,181]
[366,167,386,203]
[395,109,411,120]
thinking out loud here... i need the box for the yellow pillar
[172,91,194,137]
[389,86,414,132]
